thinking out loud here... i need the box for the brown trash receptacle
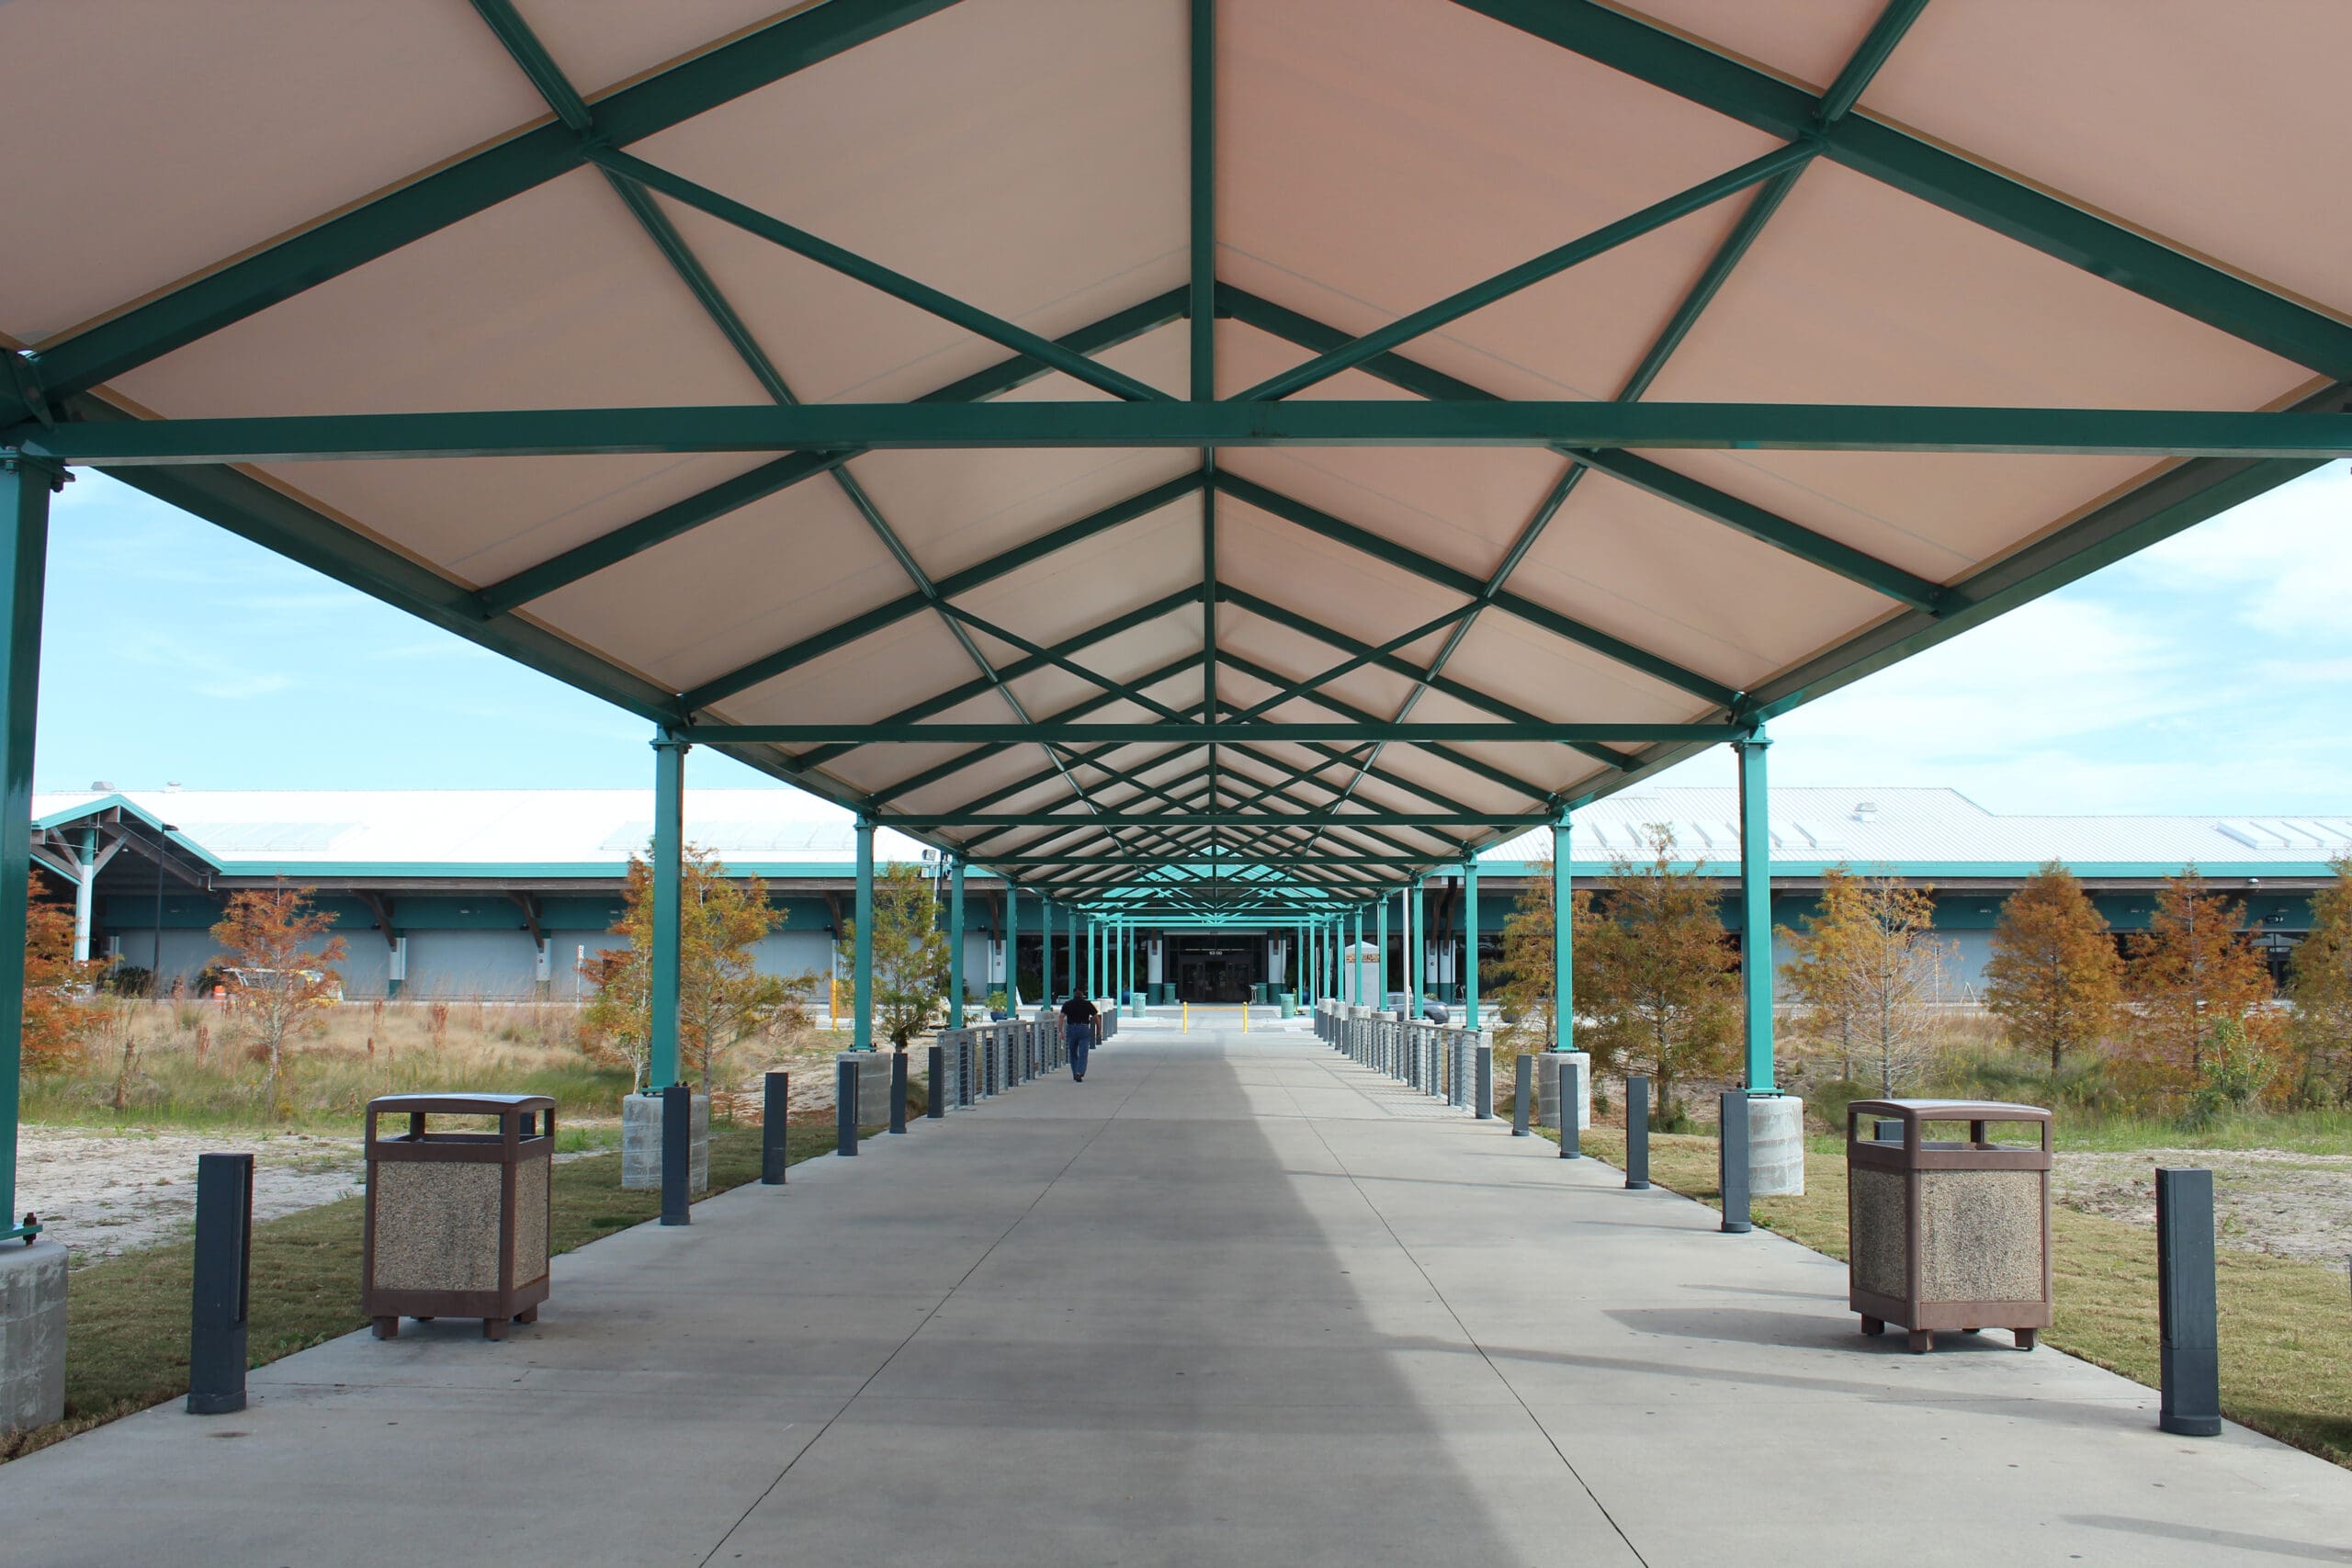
[1846,1099,2051,1354]
[363,1093,556,1342]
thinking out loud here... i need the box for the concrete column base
[838,1050,893,1114]
[1538,1052,1592,1132]
[0,1240,69,1434]
[621,1092,709,1192]
[1748,1094,1806,1198]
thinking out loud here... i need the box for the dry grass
[21,997,846,1134]
[0,1118,854,1465]
[1567,1124,2352,1469]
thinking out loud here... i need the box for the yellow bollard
[1242,1003,1250,1033]
[1182,1001,1190,1033]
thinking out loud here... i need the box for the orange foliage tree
[211,880,346,1120]
[21,874,102,1073]
[2122,865,2273,1095]
[1984,861,2123,1076]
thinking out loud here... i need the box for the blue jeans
[1067,1021,1094,1077]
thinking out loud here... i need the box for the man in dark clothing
[1060,994,1100,1081]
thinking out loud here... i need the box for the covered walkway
[6,1026,2347,1566]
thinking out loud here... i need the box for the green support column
[1375,896,1388,1005]
[1552,816,1573,1052]
[1736,728,1775,1091]
[1006,881,1021,1009]
[1351,908,1364,1004]
[1464,857,1480,1029]
[1084,915,1095,997]
[0,456,57,1241]
[1409,874,1426,1014]
[648,728,687,1090]
[1041,895,1054,1005]
[947,856,966,1028]
[853,815,875,1051]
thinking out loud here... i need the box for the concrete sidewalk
[5,1032,2349,1565]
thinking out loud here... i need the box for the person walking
[1060,993,1100,1082]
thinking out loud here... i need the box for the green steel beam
[1815,0,1935,126]
[1218,297,1951,616]
[6,0,970,423]
[1216,585,1634,770]
[1231,603,1478,718]
[1212,649,1555,805]
[687,722,1736,745]
[939,604,1191,720]
[894,812,1546,828]
[1233,143,1816,403]
[681,470,1203,709]
[1571,448,1949,613]
[797,589,1204,777]
[32,403,2352,465]
[1211,469,1735,706]
[474,291,1186,616]
[588,149,1170,405]
[1449,0,2352,382]
[858,655,1204,809]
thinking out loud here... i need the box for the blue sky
[32,462,2352,815]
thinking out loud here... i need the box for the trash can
[363,1093,556,1342]
[1846,1099,2051,1354]
[1278,991,1296,1018]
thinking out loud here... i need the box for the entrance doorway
[1169,935,1266,1003]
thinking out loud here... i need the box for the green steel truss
[3,0,2334,928]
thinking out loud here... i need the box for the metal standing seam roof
[6,0,2350,920]
[33,787,2352,884]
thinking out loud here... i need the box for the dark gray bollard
[2157,1167,2222,1436]
[1719,1089,1751,1234]
[889,1050,909,1134]
[661,1083,692,1226]
[836,1058,859,1157]
[187,1152,253,1416]
[1512,1053,1532,1136]
[927,1044,947,1119]
[762,1071,789,1185]
[1475,1045,1492,1120]
[1625,1076,1651,1190]
[1559,1056,1580,1159]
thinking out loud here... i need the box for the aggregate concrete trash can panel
[1846,1099,2052,1354]
[363,1093,555,1341]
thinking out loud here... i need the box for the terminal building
[30,785,2347,1004]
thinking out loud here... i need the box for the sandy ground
[2052,1146,2352,1264]
[20,1127,367,1269]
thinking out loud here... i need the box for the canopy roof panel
[8,0,2349,919]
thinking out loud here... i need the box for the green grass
[1562,1125,2352,1470]
[0,1118,865,1463]
[24,1058,639,1136]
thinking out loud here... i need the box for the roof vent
[164,781,182,793]
[90,779,115,791]
[1852,801,1879,823]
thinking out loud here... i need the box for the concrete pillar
[0,1241,67,1433]
[1539,1051,1592,1134]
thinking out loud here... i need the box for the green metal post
[853,815,875,1051]
[1409,874,1426,1014]
[1464,858,1480,1029]
[0,457,55,1241]
[648,728,686,1090]
[1736,728,1776,1091]
[1005,879,1019,1009]
[1375,895,1388,1005]
[1552,817,1573,1052]
[947,856,965,1028]
[1351,907,1364,1004]
[1041,895,1054,1004]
